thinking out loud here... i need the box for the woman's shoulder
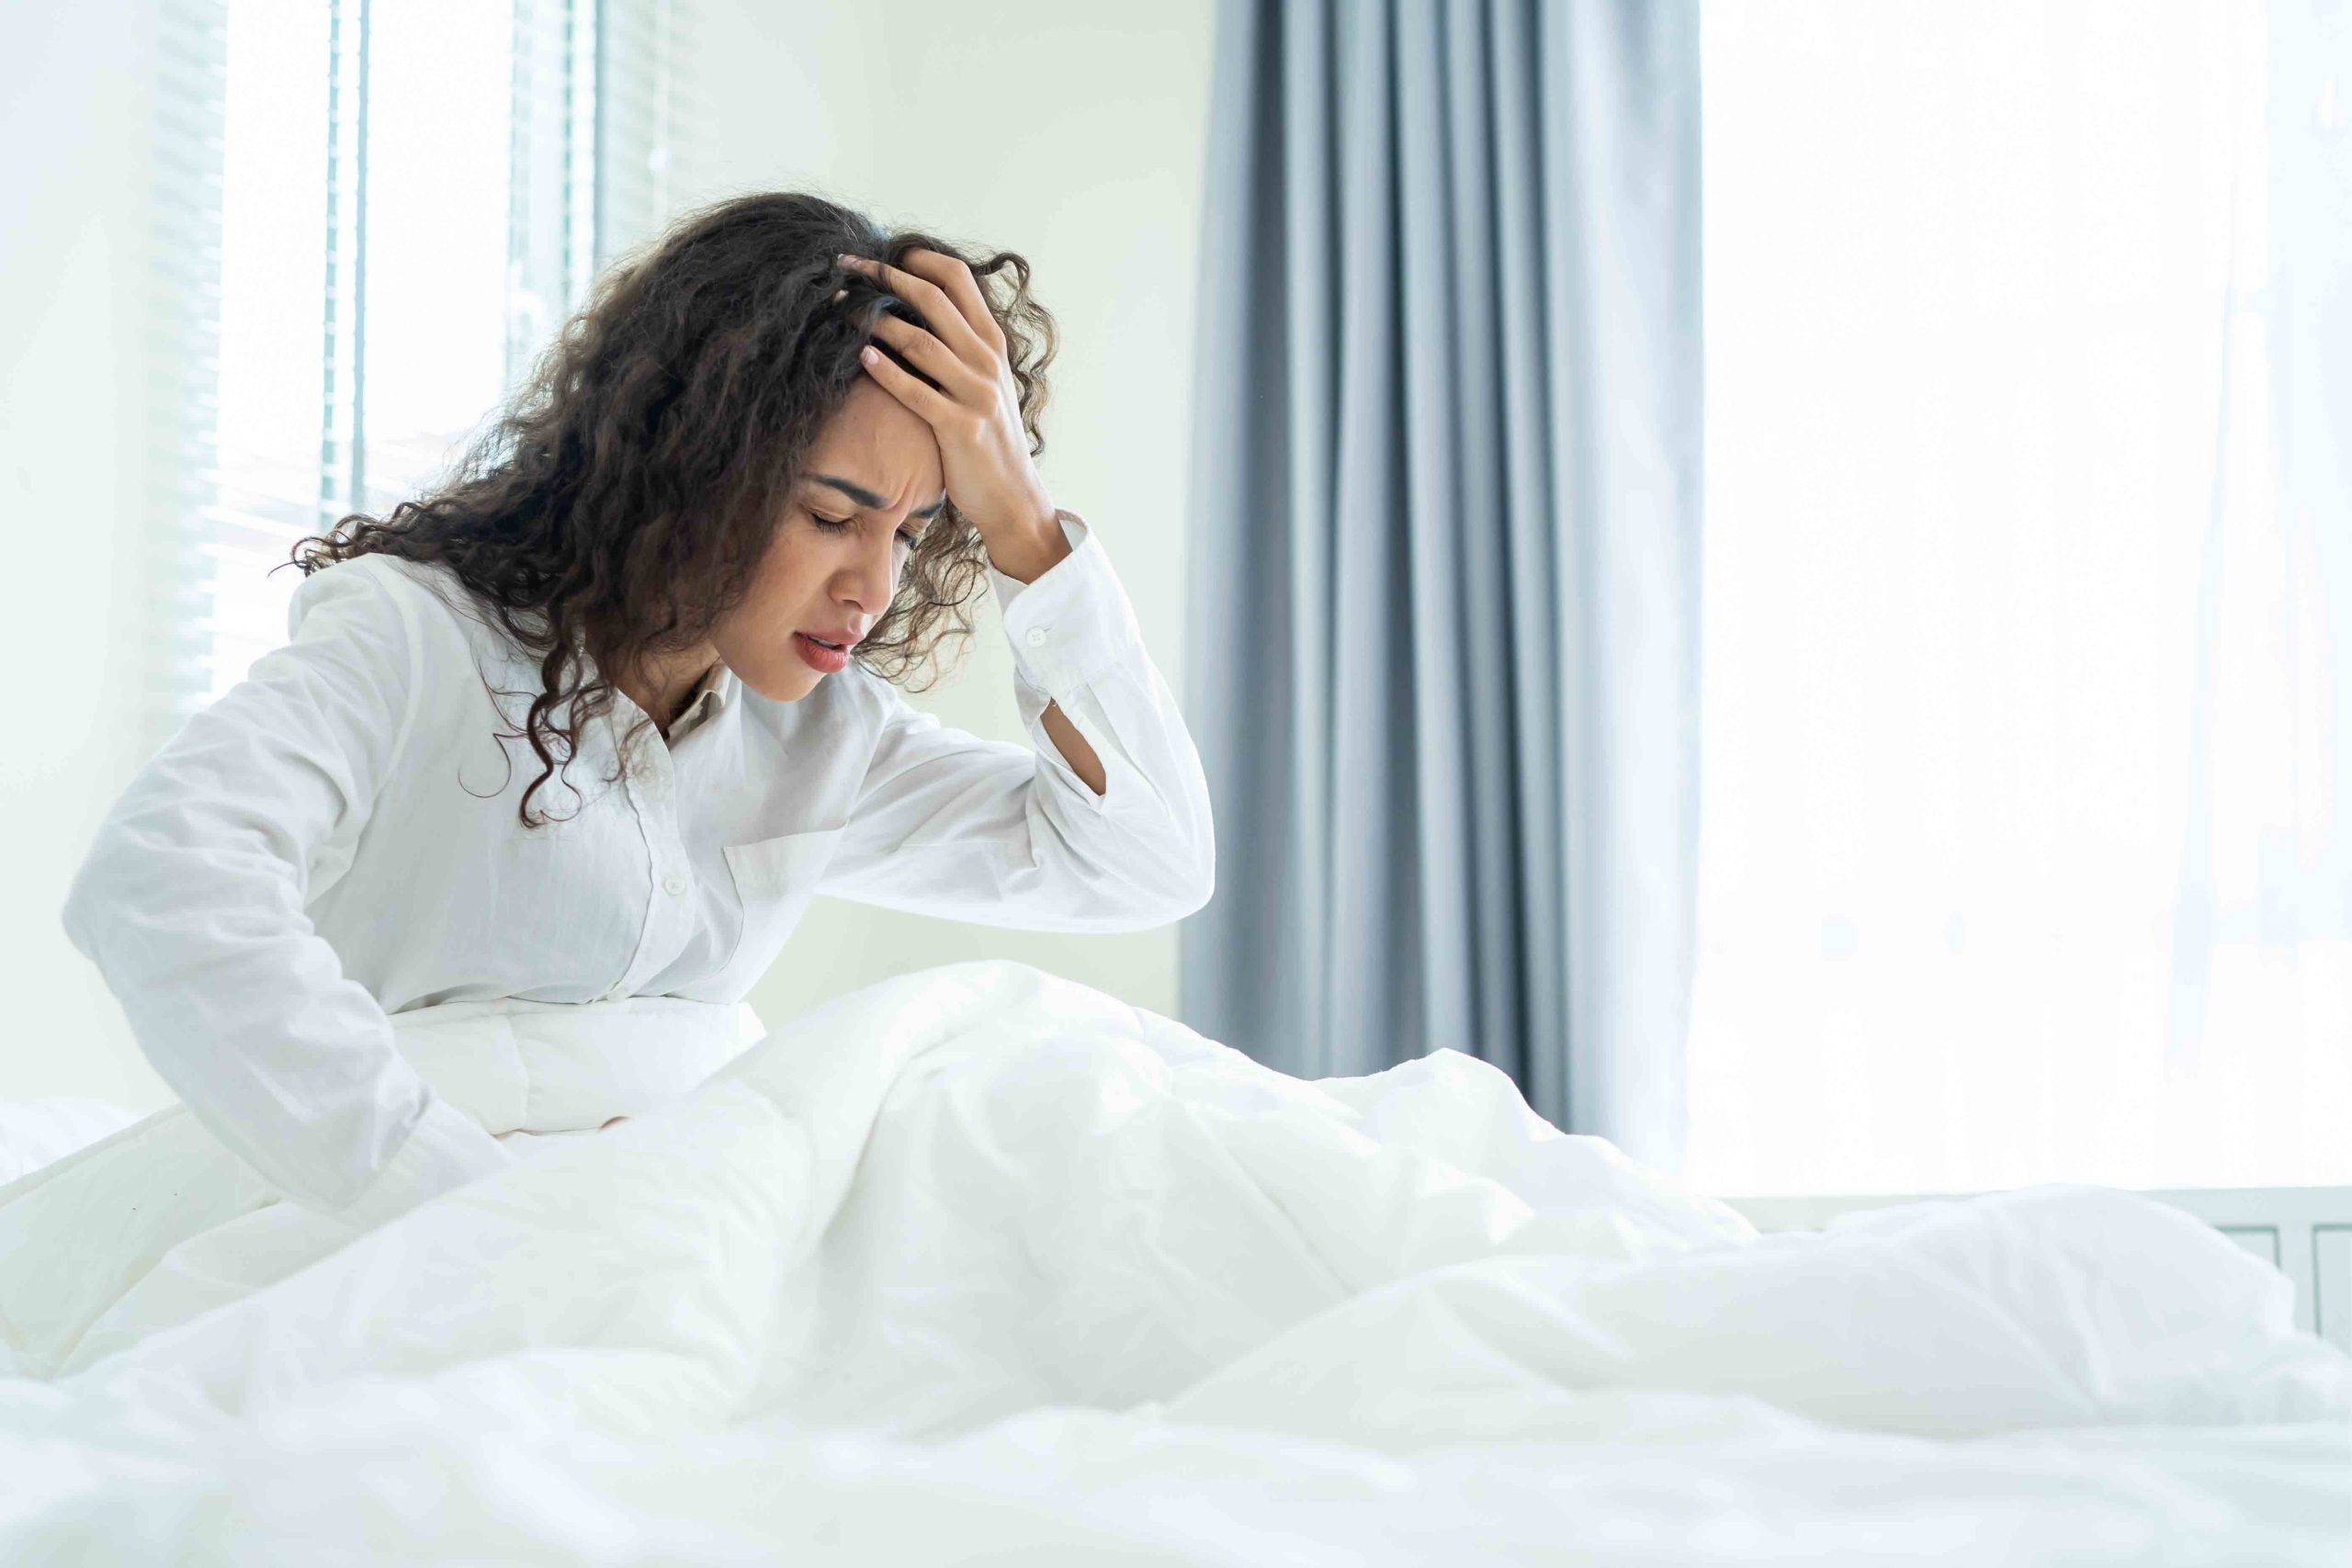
[290,552,526,667]
[285,554,555,752]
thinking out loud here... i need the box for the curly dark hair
[287,189,1058,828]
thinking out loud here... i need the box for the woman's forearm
[985,516,1104,795]
[1041,700,1107,795]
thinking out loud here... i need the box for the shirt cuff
[984,510,1088,614]
[324,1092,516,1233]
[986,511,1148,699]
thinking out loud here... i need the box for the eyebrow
[808,474,949,520]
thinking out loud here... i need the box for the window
[180,0,684,711]
[1690,0,2350,1195]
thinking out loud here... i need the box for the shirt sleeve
[820,512,1217,931]
[60,558,514,1229]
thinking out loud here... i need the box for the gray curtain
[1179,0,1702,1170]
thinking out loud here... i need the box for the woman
[17,191,1212,1333]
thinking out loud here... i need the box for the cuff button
[1023,627,1049,648]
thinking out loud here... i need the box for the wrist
[986,512,1073,585]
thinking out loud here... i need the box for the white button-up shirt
[61,513,1214,1229]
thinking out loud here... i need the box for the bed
[2,961,2346,1562]
[0,1097,143,1187]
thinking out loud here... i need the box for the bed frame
[1724,1186,2352,1353]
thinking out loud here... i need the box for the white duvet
[3,961,2347,1563]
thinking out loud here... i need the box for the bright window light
[202,0,595,707]
[1689,0,2350,1195]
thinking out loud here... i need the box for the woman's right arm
[60,559,513,1229]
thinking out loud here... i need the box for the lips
[793,631,853,674]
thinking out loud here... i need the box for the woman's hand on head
[839,249,1060,557]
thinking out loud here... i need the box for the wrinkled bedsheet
[3,960,2347,1563]
[0,1097,143,1186]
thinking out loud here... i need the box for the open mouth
[793,631,852,673]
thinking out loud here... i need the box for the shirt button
[1023,627,1049,648]
[662,874,688,897]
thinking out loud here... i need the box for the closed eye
[813,512,923,548]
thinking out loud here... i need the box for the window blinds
[156,0,691,730]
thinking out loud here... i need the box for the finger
[892,248,1007,356]
[840,252,992,370]
[866,312,986,400]
[857,344,960,428]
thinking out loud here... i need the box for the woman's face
[711,378,947,703]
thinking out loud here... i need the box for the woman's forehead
[802,383,941,504]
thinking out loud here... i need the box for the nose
[835,524,902,621]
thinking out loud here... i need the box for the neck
[618,643,718,733]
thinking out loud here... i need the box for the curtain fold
[1182,0,1702,1168]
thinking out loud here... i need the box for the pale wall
[0,2,1218,1106]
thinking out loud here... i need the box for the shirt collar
[706,660,738,714]
[663,659,736,743]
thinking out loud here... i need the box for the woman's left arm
[823,505,1215,931]
[820,248,1216,931]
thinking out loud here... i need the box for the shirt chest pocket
[719,827,843,976]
